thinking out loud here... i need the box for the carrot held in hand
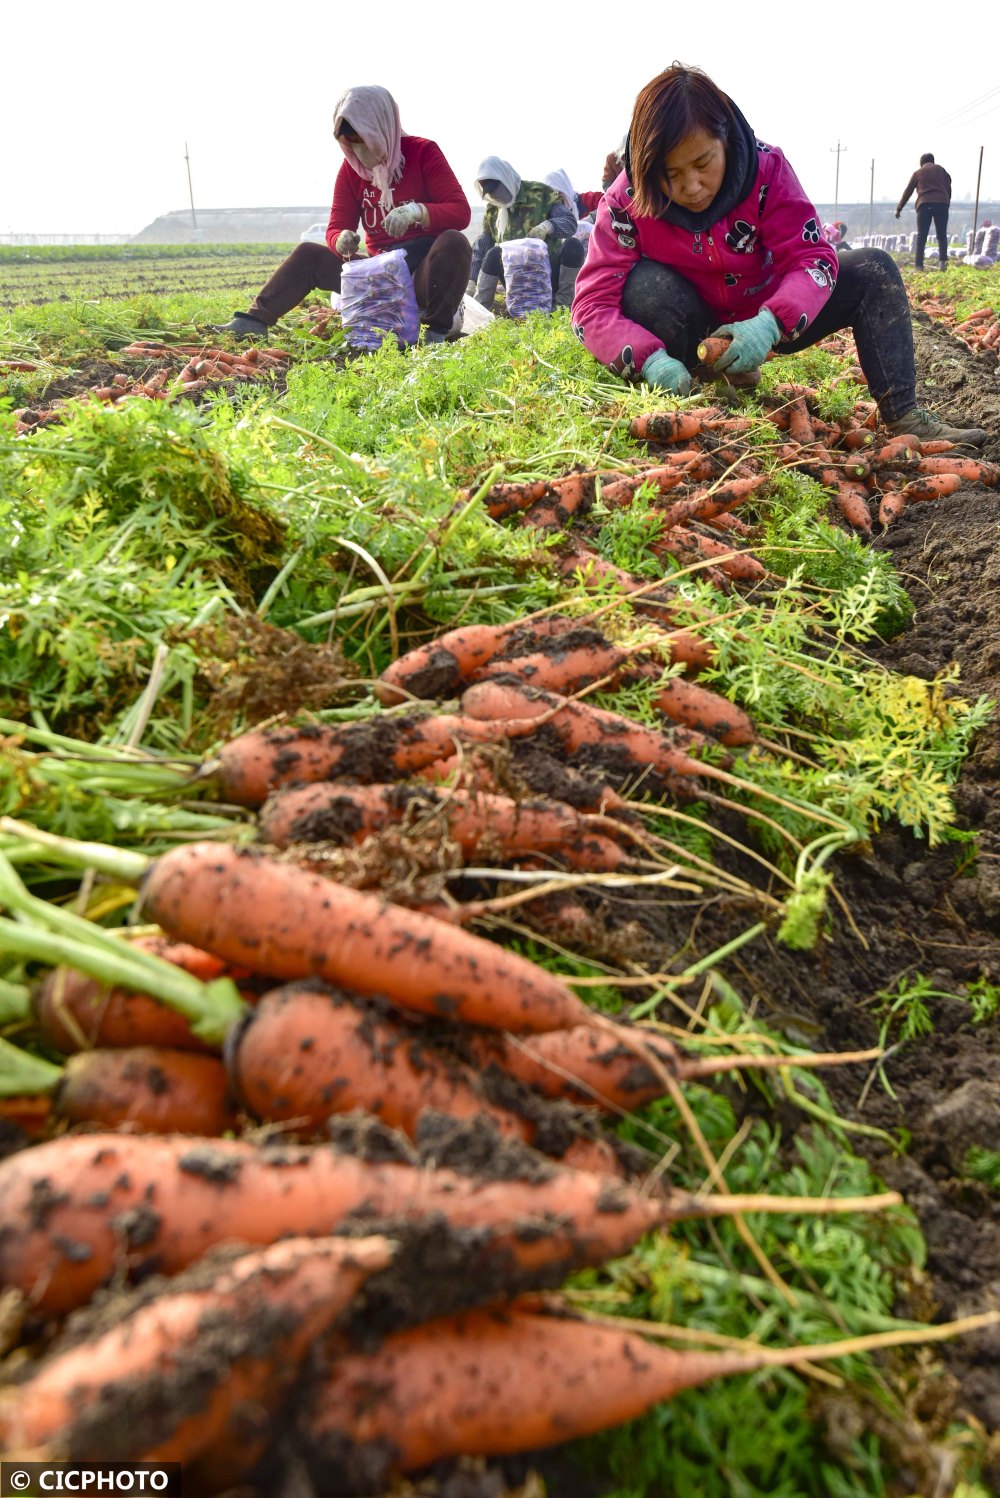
[0,1234,392,1466]
[141,842,595,1033]
[696,335,733,366]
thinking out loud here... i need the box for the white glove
[382,201,429,238]
[526,220,554,240]
[335,229,361,257]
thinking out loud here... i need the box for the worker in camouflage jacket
[469,157,585,312]
[572,64,986,448]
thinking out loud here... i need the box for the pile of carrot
[9,341,291,436]
[910,290,1000,369]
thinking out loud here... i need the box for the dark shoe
[211,313,269,340]
[886,405,987,448]
[421,328,448,345]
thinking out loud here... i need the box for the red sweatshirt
[326,136,471,257]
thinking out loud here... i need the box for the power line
[930,84,1000,130]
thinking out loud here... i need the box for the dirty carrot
[0,1235,392,1466]
[878,491,907,528]
[651,677,756,746]
[374,618,573,706]
[54,1047,238,1136]
[900,473,963,503]
[141,842,596,1033]
[695,336,733,367]
[628,408,721,444]
[915,457,999,485]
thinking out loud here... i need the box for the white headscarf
[475,156,521,236]
[333,85,405,213]
[544,169,579,225]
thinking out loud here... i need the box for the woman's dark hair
[629,64,736,218]
[920,152,935,165]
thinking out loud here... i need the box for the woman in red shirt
[215,86,472,343]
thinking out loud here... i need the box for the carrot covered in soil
[0,1235,392,1466]
[140,842,596,1033]
[302,1308,775,1472]
[650,677,756,746]
[0,1131,676,1313]
[878,491,907,528]
[257,782,633,873]
[900,473,963,503]
[374,617,576,706]
[53,1047,238,1136]
[695,336,733,367]
[555,550,716,672]
[627,408,722,444]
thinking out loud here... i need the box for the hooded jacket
[571,105,838,376]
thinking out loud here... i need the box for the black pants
[621,247,917,421]
[247,231,472,333]
[481,235,587,292]
[915,203,949,269]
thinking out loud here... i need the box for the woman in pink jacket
[572,65,986,447]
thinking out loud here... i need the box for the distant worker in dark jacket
[214,85,471,343]
[469,158,585,311]
[896,153,951,271]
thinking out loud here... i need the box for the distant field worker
[896,153,952,271]
[215,86,471,343]
[543,169,604,223]
[572,64,986,447]
[469,158,586,310]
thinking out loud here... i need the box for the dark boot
[211,313,270,340]
[887,405,986,448]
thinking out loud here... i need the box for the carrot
[54,1047,238,1136]
[303,1307,766,1472]
[461,680,712,794]
[872,437,919,467]
[471,633,635,695]
[141,842,595,1033]
[0,1131,670,1312]
[829,480,873,534]
[465,1025,686,1111]
[839,427,875,451]
[918,439,957,455]
[213,712,539,807]
[654,523,768,583]
[34,937,246,1054]
[878,491,907,528]
[900,473,963,503]
[660,476,767,529]
[786,398,816,448]
[628,408,721,444]
[554,550,716,672]
[227,983,626,1176]
[695,336,733,367]
[0,1235,392,1467]
[374,619,574,706]
[651,677,756,746]
[915,457,999,485]
[258,781,632,872]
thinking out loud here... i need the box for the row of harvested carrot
[10,341,291,435]
[912,293,1000,365]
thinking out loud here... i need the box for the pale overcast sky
[5,0,998,236]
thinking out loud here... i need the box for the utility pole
[868,158,875,237]
[830,140,847,214]
[184,143,198,233]
[971,145,984,242]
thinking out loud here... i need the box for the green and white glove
[526,220,554,240]
[641,349,692,396]
[382,201,429,237]
[335,229,361,257]
[711,308,781,374]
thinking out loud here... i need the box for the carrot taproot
[0,1131,672,1312]
[695,336,733,367]
[918,439,957,455]
[465,1025,684,1111]
[651,677,755,746]
[786,398,816,448]
[554,550,715,671]
[872,437,919,467]
[141,842,594,1033]
[303,1307,766,1472]
[900,473,963,503]
[461,680,711,794]
[660,476,767,530]
[829,480,873,534]
[258,781,633,872]
[471,633,635,695]
[213,711,540,807]
[878,491,907,528]
[226,983,626,1176]
[0,1234,392,1466]
[839,426,876,451]
[373,619,574,706]
[627,408,721,444]
[34,937,246,1054]
[654,523,768,583]
[915,457,999,485]
[54,1047,238,1136]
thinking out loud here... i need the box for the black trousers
[915,203,949,269]
[621,247,917,421]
